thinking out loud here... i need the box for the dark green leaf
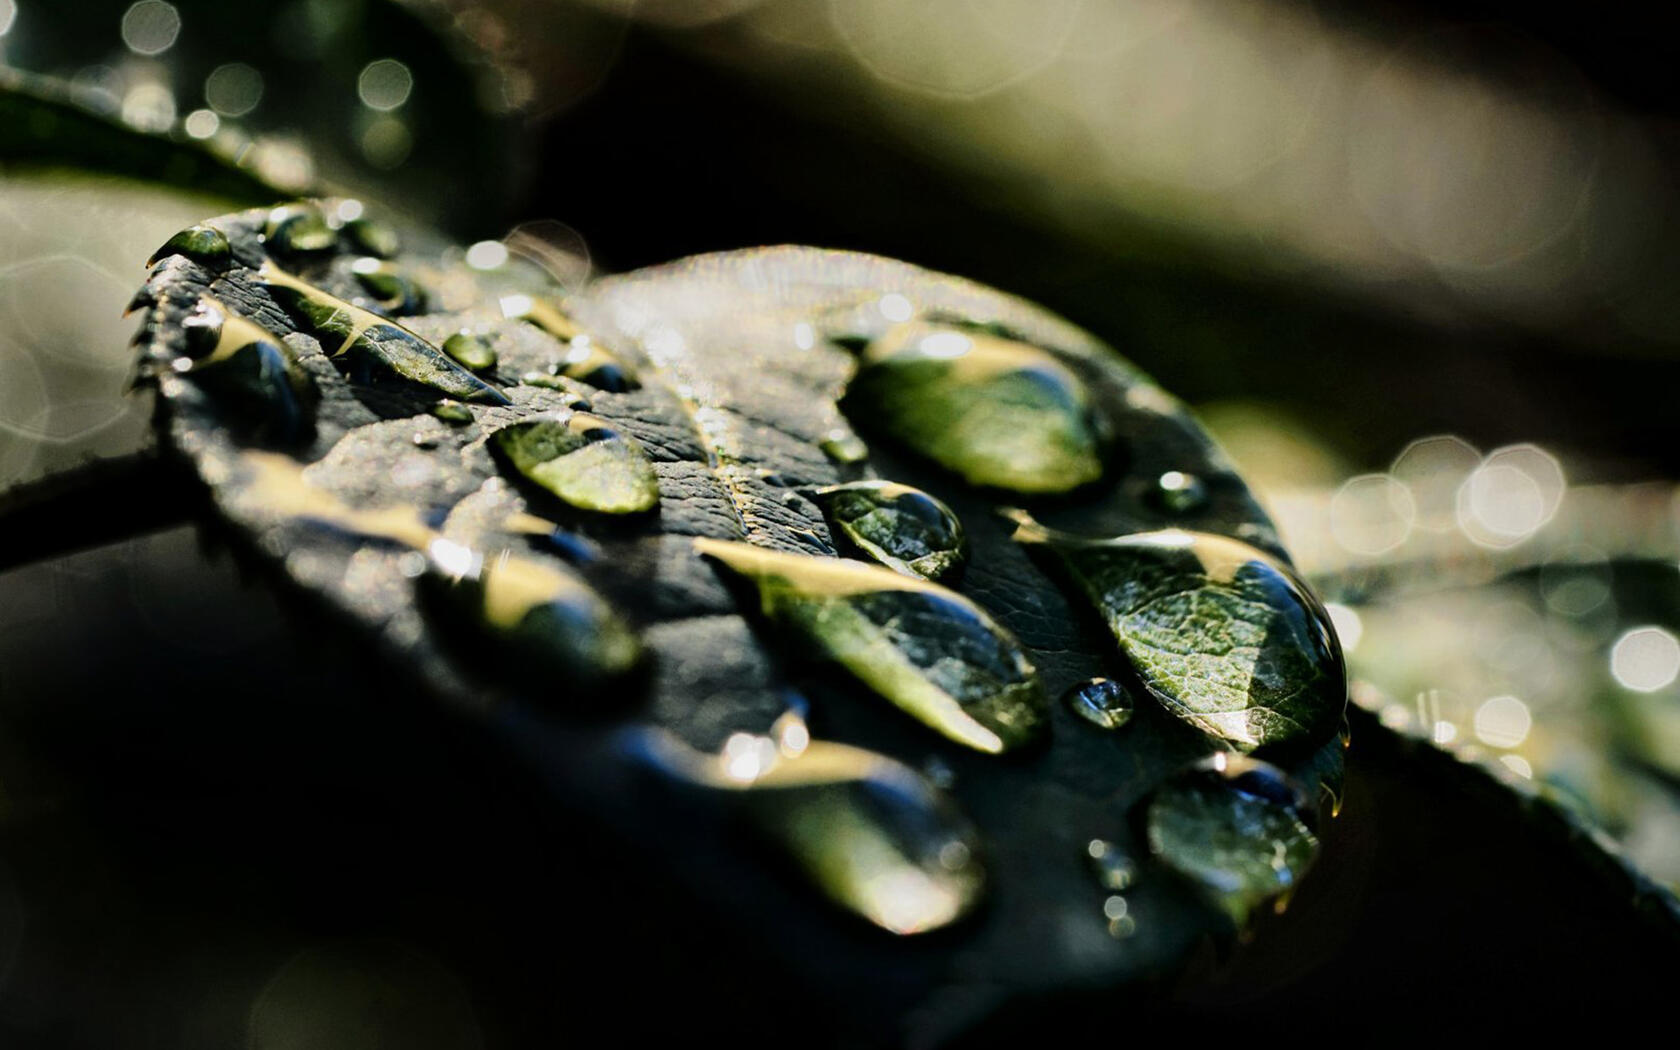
[131,202,1349,1033]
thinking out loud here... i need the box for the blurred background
[3,0,1680,1043]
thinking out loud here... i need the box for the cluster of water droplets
[142,215,1347,941]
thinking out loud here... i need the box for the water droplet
[259,262,509,405]
[557,342,639,392]
[341,217,400,259]
[843,321,1105,494]
[695,539,1047,753]
[518,372,569,391]
[1063,677,1133,730]
[1153,470,1208,513]
[1146,756,1319,929]
[430,400,473,424]
[263,202,336,255]
[502,298,641,390]
[442,331,497,372]
[420,540,643,689]
[808,480,965,582]
[350,257,426,314]
[819,429,869,465]
[148,223,230,267]
[1008,512,1345,754]
[635,728,984,935]
[172,297,315,439]
[1085,838,1136,890]
[491,414,660,514]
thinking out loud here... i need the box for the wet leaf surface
[129,201,1349,1041]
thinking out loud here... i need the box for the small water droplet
[819,429,869,465]
[263,201,335,255]
[341,216,400,258]
[411,433,436,449]
[558,341,639,392]
[518,372,569,391]
[1008,512,1345,754]
[1085,838,1137,891]
[442,331,497,372]
[843,322,1106,494]
[491,413,660,514]
[695,539,1046,753]
[430,400,473,424]
[1145,756,1319,929]
[1063,677,1133,731]
[148,223,230,267]
[1153,470,1208,513]
[350,257,427,314]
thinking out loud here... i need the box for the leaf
[131,201,1350,1038]
[1334,565,1680,909]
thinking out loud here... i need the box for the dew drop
[808,480,965,582]
[442,331,497,372]
[1008,511,1345,754]
[148,223,230,267]
[419,540,643,690]
[819,429,869,465]
[350,258,427,314]
[341,217,400,259]
[1063,677,1133,731]
[842,321,1106,494]
[263,201,336,255]
[1145,755,1319,929]
[172,297,316,440]
[557,342,639,392]
[695,539,1046,753]
[491,413,660,514]
[634,726,985,935]
[430,400,473,425]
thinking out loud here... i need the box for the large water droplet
[173,297,315,439]
[809,480,965,582]
[843,321,1106,494]
[263,201,335,255]
[1008,512,1345,754]
[635,721,985,935]
[695,539,1047,753]
[420,539,643,690]
[148,223,230,267]
[442,331,497,372]
[1145,755,1319,929]
[1063,677,1133,730]
[491,413,660,514]
[259,262,509,405]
